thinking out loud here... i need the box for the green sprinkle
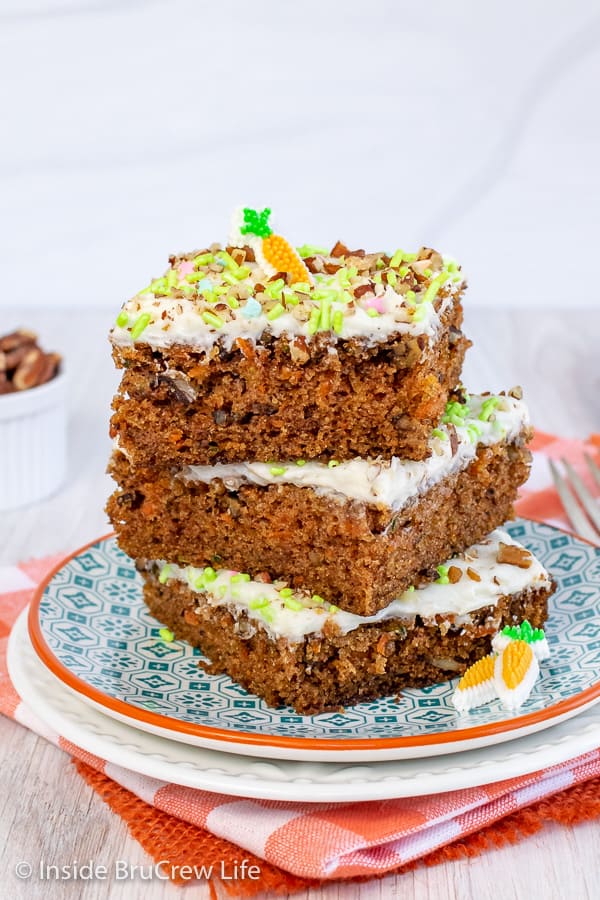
[167,268,178,288]
[405,289,416,304]
[423,272,449,305]
[467,423,483,443]
[203,566,217,582]
[249,597,270,610]
[375,257,385,269]
[261,606,275,623]
[424,267,433,278]
[307,306,321,335]
[320,297,332,331]
[227,296,240,309]
[283,289,299,306]
[194,253,214,267]
[223,271,239,286]
[158,564,171,584]
[270,465,286,476]
[367,307,379,318]
[131,313,152,340]
[265,278,285,300]
[399,266,409,278]
[267,302,285,321]
[283,597,304,611]
[296,459,307,466]
[311,594,325,605]
[411,304,428,323]
[333,309,344,335]
[116,310,129,328]
[159,628,174,643]
[328,604,339,613]
[297,244,329,258]
[435,565,450,585]
[279,588,294,598]
[390,249,405,268]
[193,575,206,590]
[478,396,500,421]
[328,460,339,468]
[372,273,382,284]
[290,282,312,293]
[231,573,251,584]
[202,311,224,329]
[432,428,448,441]
[386,270,397,287]
[404,252,417,261]
[150,277,167,294]
[407,585,415,592]
[446,260,459,273]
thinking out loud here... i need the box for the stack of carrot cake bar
[107,207,554,714]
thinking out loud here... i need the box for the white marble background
[2,0,600,311]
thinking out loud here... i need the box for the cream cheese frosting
[180,393,530,511]
[154,529,551,645]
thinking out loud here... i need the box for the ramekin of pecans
[0,329,67,511]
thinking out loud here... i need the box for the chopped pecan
[496,542,532,568]
[466,567,481,582]
[447,423,458,455]
[353,283,373,299]
[289,336,310,364]
[330,240,350,258]
[447,565,462,584]
[508,385,523,400]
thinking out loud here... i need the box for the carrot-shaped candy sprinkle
[452,653,497,712]
[494,640,539,710]
[232,207,313,285]
[492,620,549,661]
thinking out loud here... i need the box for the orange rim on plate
[27,529,600,753]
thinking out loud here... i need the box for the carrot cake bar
[108,389,532,616]
[141,528,553,714]
[109,207,469,465]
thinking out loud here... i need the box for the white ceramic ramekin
[0,371,67,511]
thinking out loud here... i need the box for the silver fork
[549,453,600,545]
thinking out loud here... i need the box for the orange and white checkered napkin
[1,432,600,894]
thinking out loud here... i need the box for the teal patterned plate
[28,519,600,762]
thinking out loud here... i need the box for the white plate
[9,608,600,802]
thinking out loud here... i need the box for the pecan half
[496,542,533,568]
[13,349,60,391]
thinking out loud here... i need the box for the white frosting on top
[156,529,551,645]
[181,393,530,511]
[110,284,457,351]
[109,215,464,352]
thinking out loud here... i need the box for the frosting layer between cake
[154,529,551,644]
[179,393,529,510]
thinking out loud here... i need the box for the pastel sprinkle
[159,628,174,643]
[116,310,129,328]
[270,466,286,476]
[242,297,262,318]
[364,295,386,314]
[178,260,195,277]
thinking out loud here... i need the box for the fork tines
[549,455,600,545]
